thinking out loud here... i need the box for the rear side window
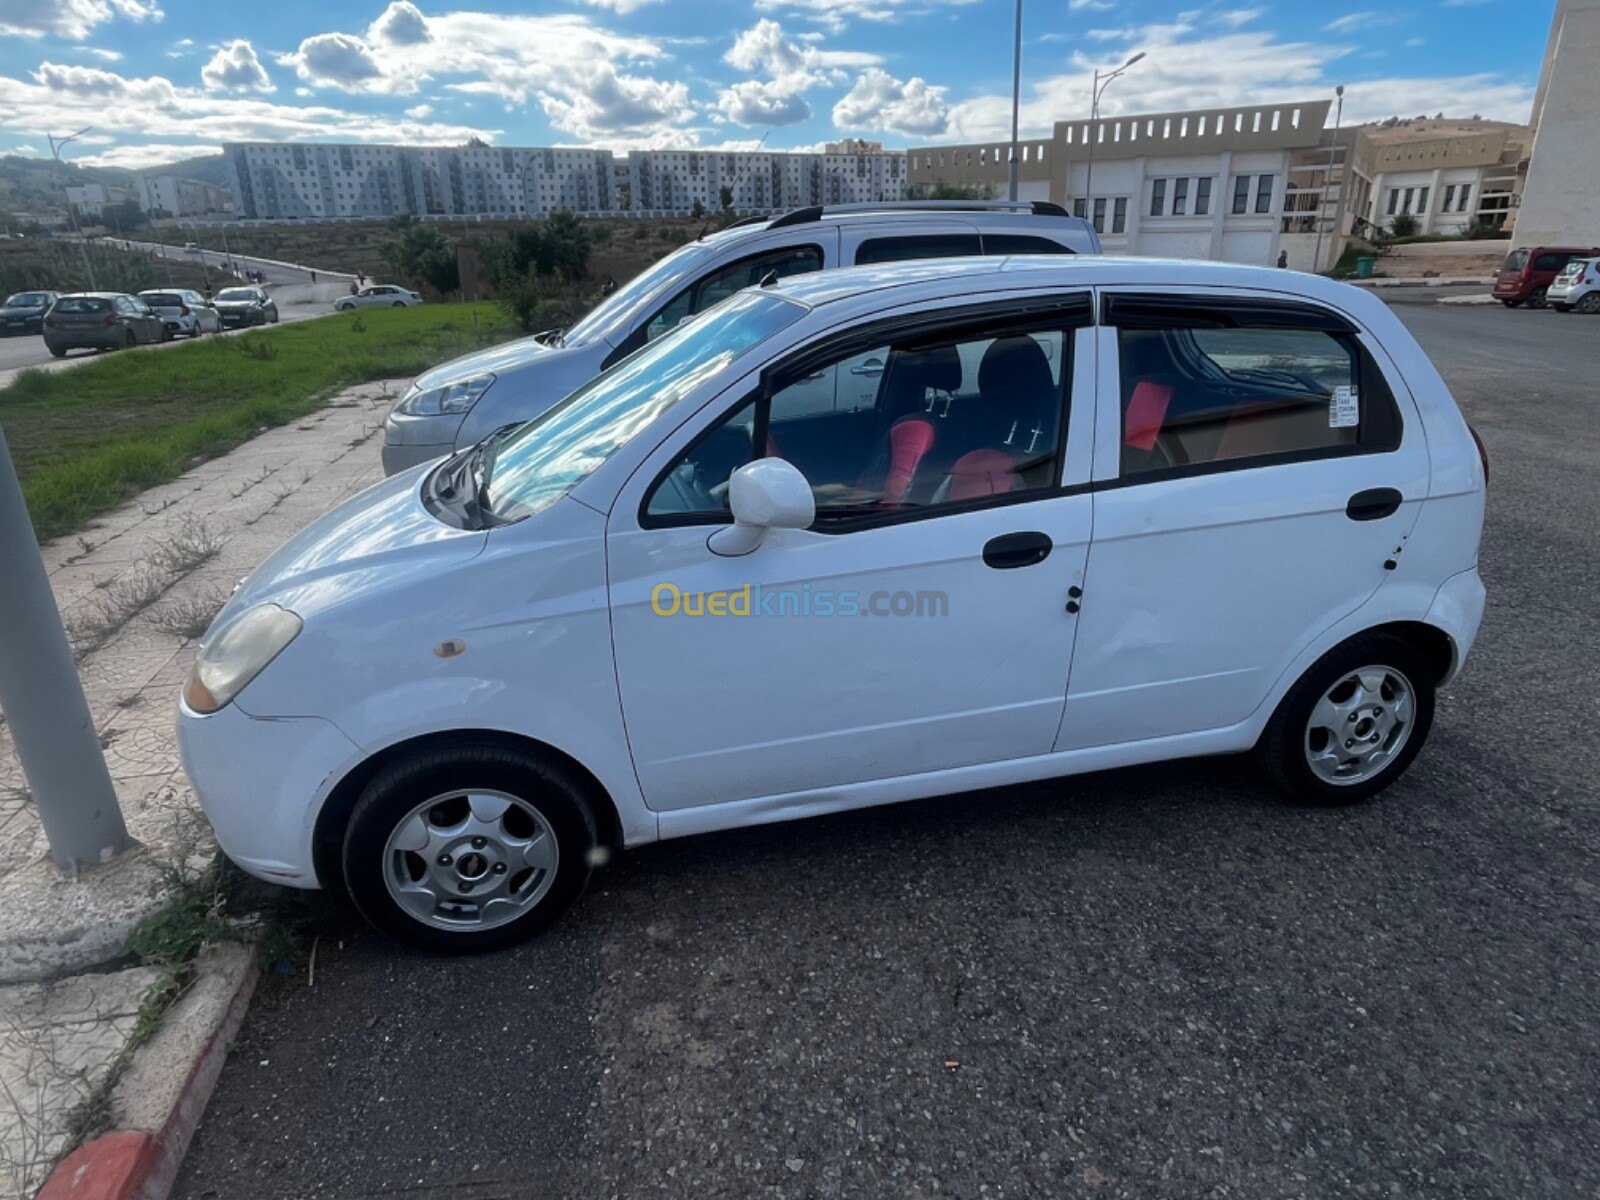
[1533,252,1565,271]
[1502,250,1528,272]
[854,234,983,265]
[1111,307,1401,478]
[982,234,1075,256]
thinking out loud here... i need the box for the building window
[1387,188,1399,216]
[1173,177,1189,216]
[1442,184,1456,213]
[1151,178,1167,217]
[1074,198,1087,219]
[1233,176,1250,215]
[1112,197,1127,234]
[1195,176,1212,217]
[1416,186,1430,215]
[1093,197,1107,233]
[1254,174,1275,214]
[1457,184,1472,213]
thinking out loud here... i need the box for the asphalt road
[175,302,1599,1200]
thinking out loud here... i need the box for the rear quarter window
[1533,253,1565,272]
[854,234,983,265]
[1502,250,1529,272]
[981,234,1076,256]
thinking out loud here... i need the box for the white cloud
[1068,0,1115,9]
[577,0,664,11]
[538,64,692,141]
[85,48,123,62]
[1440,0,1490,6]
[753,0,977,34]
[404,102,433,118]
[833,67,951,137]
[0,0,162,41]
[1324,11,1399,33]
[201,40,273,93]
[1404,37,1425,47]
[1215,7,1263,26]
[281,32,390,91]
[369,1,430,45]
[165,37,192,58]
[717,19,878,127]
[76,141,218,169]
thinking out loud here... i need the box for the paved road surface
[175,303,1600,1200]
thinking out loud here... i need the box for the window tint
[1116,322,1397,477]
[647,322,1072,524]
[54,297,109,314]
[853,234,982,265]
[1503,249,1528,272]
[1533,252,1565,271]
[645,245,822,343]
[142,293,183,307]
[982,234,1074,256]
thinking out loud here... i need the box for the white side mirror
[708,458,815,557]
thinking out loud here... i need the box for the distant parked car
[1546,257,1600,313]
[0,290,59,336]
[335,284,424,311]
[42,293,166,357]
[213,286,278,327]
[184,241,201,254]
[139,289,222,337]
[1493,246,1600,308]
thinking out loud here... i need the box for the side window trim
[1101,292,1359,334]
[639,294,1096,534]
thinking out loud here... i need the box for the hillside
[0,152,230,220]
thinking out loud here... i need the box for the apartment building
[136,175,230,217]
[909,102,1529,271]
[226,141,906,220]
[1515,0,1600,248]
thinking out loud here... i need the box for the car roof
[765,254,1374,312]
[696,202,1097,251]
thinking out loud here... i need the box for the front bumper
[1,319,41,336]
[178,700,364,889]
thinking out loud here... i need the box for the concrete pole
[0,426,131,869]
[1007,0,1023,202]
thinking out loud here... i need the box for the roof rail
[764,199,1073,229]
[724,214,768,229]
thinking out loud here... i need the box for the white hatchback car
[179,257,1487,952]
[1547,257,1600,313]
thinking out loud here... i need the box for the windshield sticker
[1330,385,1359,428]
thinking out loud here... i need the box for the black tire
[48,346,66,358]
[122,329,136,348]
[1257,632,1436,807]
[1501,299,1520,308]
[1578,293,1600,315]
[342,742,599,953]
[392,300,406,307]
[1552,304,1572,313]
[1530,286,1549,309]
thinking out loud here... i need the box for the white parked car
[138,289,221,338]
[1547,256,1600,313]
[337,284,424,311]
[380,201,1103,474]
[179,256,1487,953]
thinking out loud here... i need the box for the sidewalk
[0,382,396,1195]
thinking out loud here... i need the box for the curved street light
[48,126,98,290]
[1313,85,1346,273]
[1082,52,1145,228]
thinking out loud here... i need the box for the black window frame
[1150,178,1167,217]
[638,294,1094,535]
[852,233,983,266]
[980,233,1076,256]
[1101,293,1403,486]
[1173,177,1189,216]
[1112,197,1128,234]
[1254,174,1275,214]
[1233,176,1251,215]
[1195,177,1212,217]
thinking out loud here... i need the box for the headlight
[183,604,302,714]
[393,373,495,417]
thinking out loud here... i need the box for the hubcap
[381,789,558,931]
[1304,665,1416,786]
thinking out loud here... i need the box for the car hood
[212,466,487,630]
[411,332,571,390]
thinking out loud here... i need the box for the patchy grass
[1,303,518,542]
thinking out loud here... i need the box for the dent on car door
[1059,291,1430,751]
[607,298,1098,812]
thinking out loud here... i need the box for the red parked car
[1493,246,1600,308]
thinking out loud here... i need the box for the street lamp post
[48,127,98,291]
[1312,85,1346,274]
[1082,52,1145,228]
[1007,0,1024,202]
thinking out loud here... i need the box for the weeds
[151,587,228,641]
[239,336,279,361]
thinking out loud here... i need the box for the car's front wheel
[1553,303,1573,313]
[1578,293,1600,314]
[1258,632,1436,806]
[343,742,600,952]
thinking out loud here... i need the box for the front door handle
[983,531,1052,569]
[1346,487,1402,521]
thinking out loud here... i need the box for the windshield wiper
[469,424,522,521]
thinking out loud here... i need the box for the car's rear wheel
[1501,298,1520,308]
[1578,293,1600,314]
[1530,286,1549,309]
[392,300,406,307]
[1258,632,1436,807]
[342,742,600,952]
[48,346,66,358]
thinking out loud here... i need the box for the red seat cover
[880,418,937,505]
[1124,381,1173,451]
[944,449,1016,501]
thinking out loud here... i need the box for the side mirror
[708,458,815,557]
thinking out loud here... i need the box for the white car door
[1058,288,1431,750]
[607,300,1098,812]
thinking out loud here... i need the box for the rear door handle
[1346,487,1402,521]
[983,531,1052,569]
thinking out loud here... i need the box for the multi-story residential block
[225,141,906,221]
[136,175,231,216]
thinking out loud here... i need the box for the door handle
[983,531,1052,569]
[1346,487,1403,521]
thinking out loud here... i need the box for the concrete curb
[38,944,258,1200]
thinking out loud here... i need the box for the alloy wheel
[1579,293,1600,314]
[1303,665,1417,786]
[381,789,559,932]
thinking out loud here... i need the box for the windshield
[142,293,184,306]
[480,291,804,522]
[562,241,716,348]
[215,288,257,302]
[4,292,48,308]
[54,297,109,314]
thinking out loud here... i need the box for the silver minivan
[380,202,1102,474]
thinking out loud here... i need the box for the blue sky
[0,0,1555,169]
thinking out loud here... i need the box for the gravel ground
[174,301,1600,1200]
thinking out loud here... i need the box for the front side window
[481,291,804,523]
[1114,308,1399,478]
[644,245,823,344]
[646,316,1076,526]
